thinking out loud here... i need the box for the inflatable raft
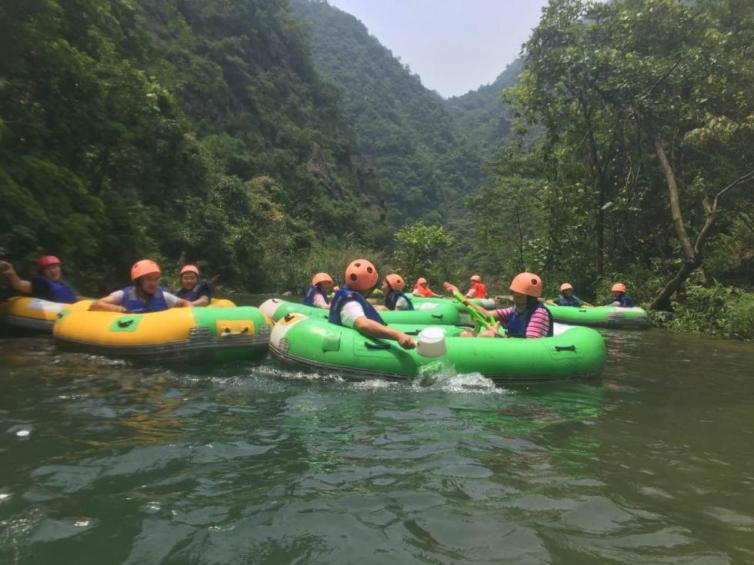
[269,314,606,383]
[547,304,650,329]
[0,297,92,333]
[259,298,463,326]
[408,294,498,312]
[54,306,272,363]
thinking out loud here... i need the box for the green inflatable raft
[269,314,606,383]
[259,298,463,326]
[407,294,498,312]
[547,304,650,329]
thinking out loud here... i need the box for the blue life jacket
[175,280,211,302]
[329,286,385,326]
[303,284,329,307]
[554,294,582,307]
[384,289,414,311]
[32,276,77,304]
[506,302,553,338]
[607,294,634,308]
[121,285,169,313]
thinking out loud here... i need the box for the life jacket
[608,294,634,308]
[470,281,487,299]
[303,284,329,307]
[121,285,169,313]
[506,302,553,338]
[384,289,414,311]
[329,286,385,326]
[32,276,77,304]
[412,285,433,298]
[554,294,581,307]
[175,280,211,302]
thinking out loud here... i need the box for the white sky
[329,0,550,98]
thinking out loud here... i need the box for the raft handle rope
[555,345,576,352]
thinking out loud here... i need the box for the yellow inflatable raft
[0,297,91,333]
[54,305,272,363]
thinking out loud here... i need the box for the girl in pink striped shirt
[445,272,552,338]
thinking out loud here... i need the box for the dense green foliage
[664,284,754,339]
[445,59,523,161]
[0,0,385,292]
[290,0,483,226]
[392,222,454,288]
[478,0,754,306]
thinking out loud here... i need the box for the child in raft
[328,259,415,349]
[547,282,590,307]
[303,272,333,309]
[175,264,212,306]
[379,273,414,311]
[606,283,634,307]
[445,272,553,338]
[90,259,190,313]
[0,256,81,304]
[466,274,488,299]
[412,277,442,298]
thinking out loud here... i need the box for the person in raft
[380,273,414,311]
[303,272,333,309]
[606,282,634,307]
[445,272,553,338]
[175,264,212,306]
[548,282,590,307]
[328,259,416,349]
[90,259,190,313]
[412,276,442,298]
[0,256,81,304]
[465,274,488,299]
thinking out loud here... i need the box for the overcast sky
[329,0,550,98]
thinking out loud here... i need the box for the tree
[393,222,454,285]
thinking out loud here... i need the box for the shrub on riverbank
[666,284,754,339]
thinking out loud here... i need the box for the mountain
[290,0,483,226]
[445,59,523,160]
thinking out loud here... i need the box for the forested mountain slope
[290,0,483,226]
[0,0,384,292]
[445,59,523,160]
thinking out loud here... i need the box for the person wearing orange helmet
[465,274,488,299]
[445,272,552,338]
[412,277,441,298]
[329,259,415,349]
[548,282,589,307]
[380,273,414,311]
[175,264,212,306]
[91,259,190,313]
[0,256,80,304]
[304,272,333,308]
[606,283,634,307]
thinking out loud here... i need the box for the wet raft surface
[1,329,753,563]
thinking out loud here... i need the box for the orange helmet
[385,273,406,292]
[470,274,481,282]
[510,272,542,298]
[416,277,428,286]
[36,255,61,272]
[131,259,161,281]
[344,259,378,292]
[312,272,333,286]
[560,282,573,292]
[180,264,200,276]
[611,283,627,293]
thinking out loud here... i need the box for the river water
[1,323,753,563]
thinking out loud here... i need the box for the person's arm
[90,291,127,312]
[190,295,210,307]
[0,261,32,294]
[353,317,415,349]
[526,308,551,338]
[164,291,190,308]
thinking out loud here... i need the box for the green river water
[1,320,753,563]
